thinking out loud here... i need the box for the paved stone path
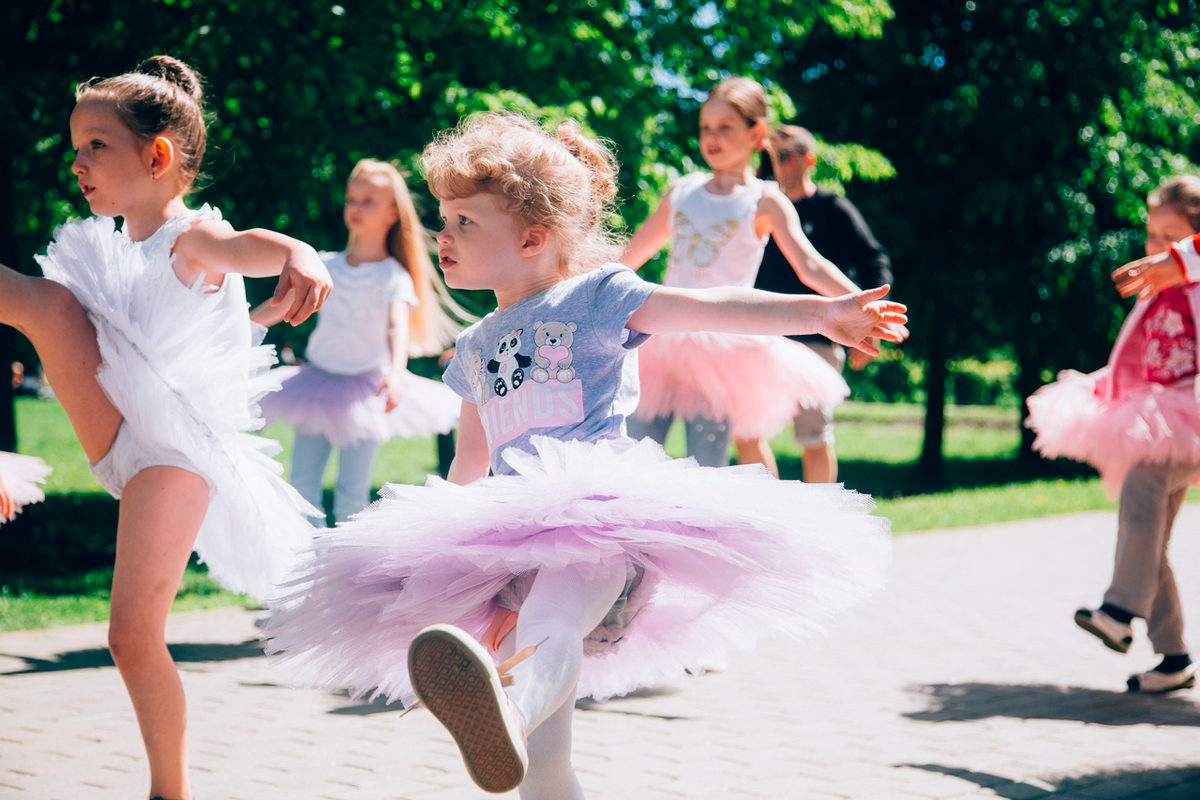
[2,507,1199,799]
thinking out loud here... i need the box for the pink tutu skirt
[266,435,891,703]
[261,364,460,448]
[634,331,849,439]
[0,451,50,520]
[1026,368,1200,497]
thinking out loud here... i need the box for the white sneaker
[1074,607,1133,654]
[408,624,528,793]
[1127,663,1196,693]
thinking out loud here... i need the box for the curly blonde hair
[422,112,623,275]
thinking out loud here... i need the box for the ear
[519,225,550,256]
[149,136,176,180]
[749,120,769,151]
[803,151,818,169]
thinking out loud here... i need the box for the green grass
[0,395,1140,631]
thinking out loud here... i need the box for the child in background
[620,77,862,472]
[743,125,894,482]
[1027,175,1200,693]
[255,159,463,523]
[0,56,330,800]
[0,451,51,522]
[267,112,906,798]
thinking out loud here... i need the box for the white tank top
[663,172,770,289]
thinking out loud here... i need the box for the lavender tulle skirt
[260,364,460,448]
[1026,368,1200,497]
[634,331,849,439]
[266,435,891,703]
[0,451,50,521]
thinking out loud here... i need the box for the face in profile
[1145,204,1195,257]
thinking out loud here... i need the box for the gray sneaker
[1074,607,1133,654]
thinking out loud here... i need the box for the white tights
[498,562,627,800]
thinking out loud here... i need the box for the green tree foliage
[1,0,890,448]
[772,0,1200,470]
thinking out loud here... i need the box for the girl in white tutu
[0,56,331,800]
[1027,175,1200,694]
[267,112,906,797]
[0,451,51,522]
[253,159,464,523]
[621,77,868,472]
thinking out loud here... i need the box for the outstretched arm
[173,222,332,324]
[620,195,673,271]
[627,284,908,356]
[1112,242,1200,298]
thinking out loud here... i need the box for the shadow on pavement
[901,762,1200,798]
[905,682,1200,727]
[0,639,265,675]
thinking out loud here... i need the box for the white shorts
[89,422,202,499]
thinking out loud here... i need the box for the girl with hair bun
[254,158,465,523]
[267,111,906,797]
[0,55,331,799]
[622,76,882,473]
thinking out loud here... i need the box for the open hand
[271,250,333,325]
[1112,251,1186,299]
[825,285,908,357]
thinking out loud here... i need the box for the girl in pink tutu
[0,451,51,522]
[267,112,906,797]
[620,77,867,472]
[0,56,330,800]
[1027,175,1200,694]
[254,159,464,523]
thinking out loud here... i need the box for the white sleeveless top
[663,172,770,289]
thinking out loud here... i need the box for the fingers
[270,272,294,307]
[856,284,891,303]
[854,340,881,358]
[873,322,908,344]
[284,282,328,325]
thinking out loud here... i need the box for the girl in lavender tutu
[621,77,867,473]
[267,112,906,797]
[1027,175,1200,694]
[254,159,465,523]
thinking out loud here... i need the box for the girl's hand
[378,373,404,413]
[824,285,908,357]
[1112,251,1186,299]
[0,476,15,521]
[270,250,333,325]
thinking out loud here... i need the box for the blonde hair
[347,159,468,356]
[421,112,623,276]
[1148,175,1200,233]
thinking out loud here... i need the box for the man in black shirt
[748,126,893,482]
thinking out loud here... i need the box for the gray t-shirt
[443,263,657,475]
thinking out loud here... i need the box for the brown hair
[704,77,769,127]
[76,55,208,189]
[758,124,818,180]
[347,159,471,356]
[1148,175,1200,233]
[421,112,623,276]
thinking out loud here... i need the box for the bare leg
[108,466,209,800]
[0,269,120,461]
[801,443,838,483]
[734,437,779,478]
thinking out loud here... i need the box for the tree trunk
[919,328,947,477]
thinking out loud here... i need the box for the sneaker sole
[1073,611,1132,654]
[408,625,526,793]
[1127,673,1196,693]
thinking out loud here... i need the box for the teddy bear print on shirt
[531,320,577,383]
[487,329,531,397]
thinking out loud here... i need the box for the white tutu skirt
[266,435,891,703]
[260,364,459,448]
[36,212,316,599]
[634,331,849,439]
[0,451,50,520]
[1026,368,1200,497]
